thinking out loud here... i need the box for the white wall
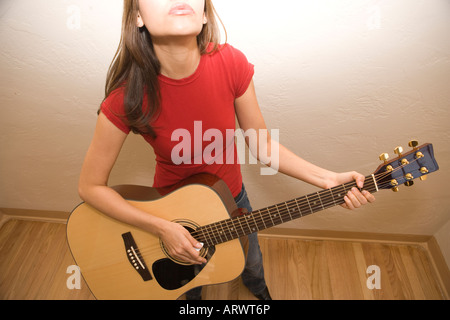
[1,0,449,261]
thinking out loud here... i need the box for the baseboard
[259,227,433,244]
[0,208,69,229]
[425,237,450,299]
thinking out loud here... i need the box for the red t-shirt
[101,44,254,197]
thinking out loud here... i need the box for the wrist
[140,214,170,238]
[321,171,340,190]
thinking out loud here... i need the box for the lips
[169,2,195,15]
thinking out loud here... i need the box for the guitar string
[194,176,409,245]
[189,157,425,245]
[193,178,400,246]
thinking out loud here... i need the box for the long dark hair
[103,0,225,138]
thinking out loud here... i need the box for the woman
[78,0,375,300]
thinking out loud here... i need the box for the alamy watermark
[171,121,280,176]
[66,265,81,290]
[366,265,381,290]
[66,4,81,30]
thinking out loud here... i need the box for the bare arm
[234,80,375,209]
[78,113,206,264]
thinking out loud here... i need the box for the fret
[211,224,220,245]
[286,203,299,221]
[249,214,259,233]
[275,204,284,224]
[210,224,220,245]
[306,194,320,213]
[328,188,337,206]
[305,194,313,214]
[222,219,232,240]
[203,224,213,246]
[218,220,229,242]
[258,210,267,229]
[294,198,303,217]
[196,227,207,244]
[213,221,225,244]
[242,214,252,234]
[227,218,240,239]
[266,207,275,227]
[341,183,348,195]
[234,216,247,237]
[316,191,325,210]
[245,215,257,234]
[269,205,283,225]
[284,202,293,220]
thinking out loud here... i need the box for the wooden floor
[0,219,447,300]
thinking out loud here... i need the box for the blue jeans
[186,184,267,299]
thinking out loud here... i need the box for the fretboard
[195,175,378,247]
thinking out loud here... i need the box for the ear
[137,12,144,28]
[203,12,208,25]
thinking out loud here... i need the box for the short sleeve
[100,88,131,134]
[225,44,255,98]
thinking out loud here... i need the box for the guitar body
[66,175,246,300]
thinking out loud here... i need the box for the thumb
[353,172,365,189]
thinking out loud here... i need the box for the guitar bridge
[122,232,152,282]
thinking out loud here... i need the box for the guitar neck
[195,175,379,247]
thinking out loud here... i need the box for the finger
[340,202,349,210]
[165,239,206,265]
[352,172,365,189]
[189,243,207,264]
[352,187,368,205]
[172,246,205,265]
[186,250,206,265]
[343,195,355,210]
[181,240,207,265]
[184,233,207,264]
[362,190,376,203]
[346,189,362,209]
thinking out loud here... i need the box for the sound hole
[153,221,215,291]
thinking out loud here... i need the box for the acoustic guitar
[66,141,439,300]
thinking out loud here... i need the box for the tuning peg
[392,187,399,192]
[409,140,419,150]
[394,146,403,156]
[404,181,414,187]
[420,167,429,181]
[379,153,389,163]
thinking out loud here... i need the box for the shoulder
[103,86,126,109]
[100,86,131,134]
[208,43,250,64]
[205,43,254,98]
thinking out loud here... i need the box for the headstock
[374,140,439,192]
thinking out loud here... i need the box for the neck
[152,36,201,80]
[193,175,380,247]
